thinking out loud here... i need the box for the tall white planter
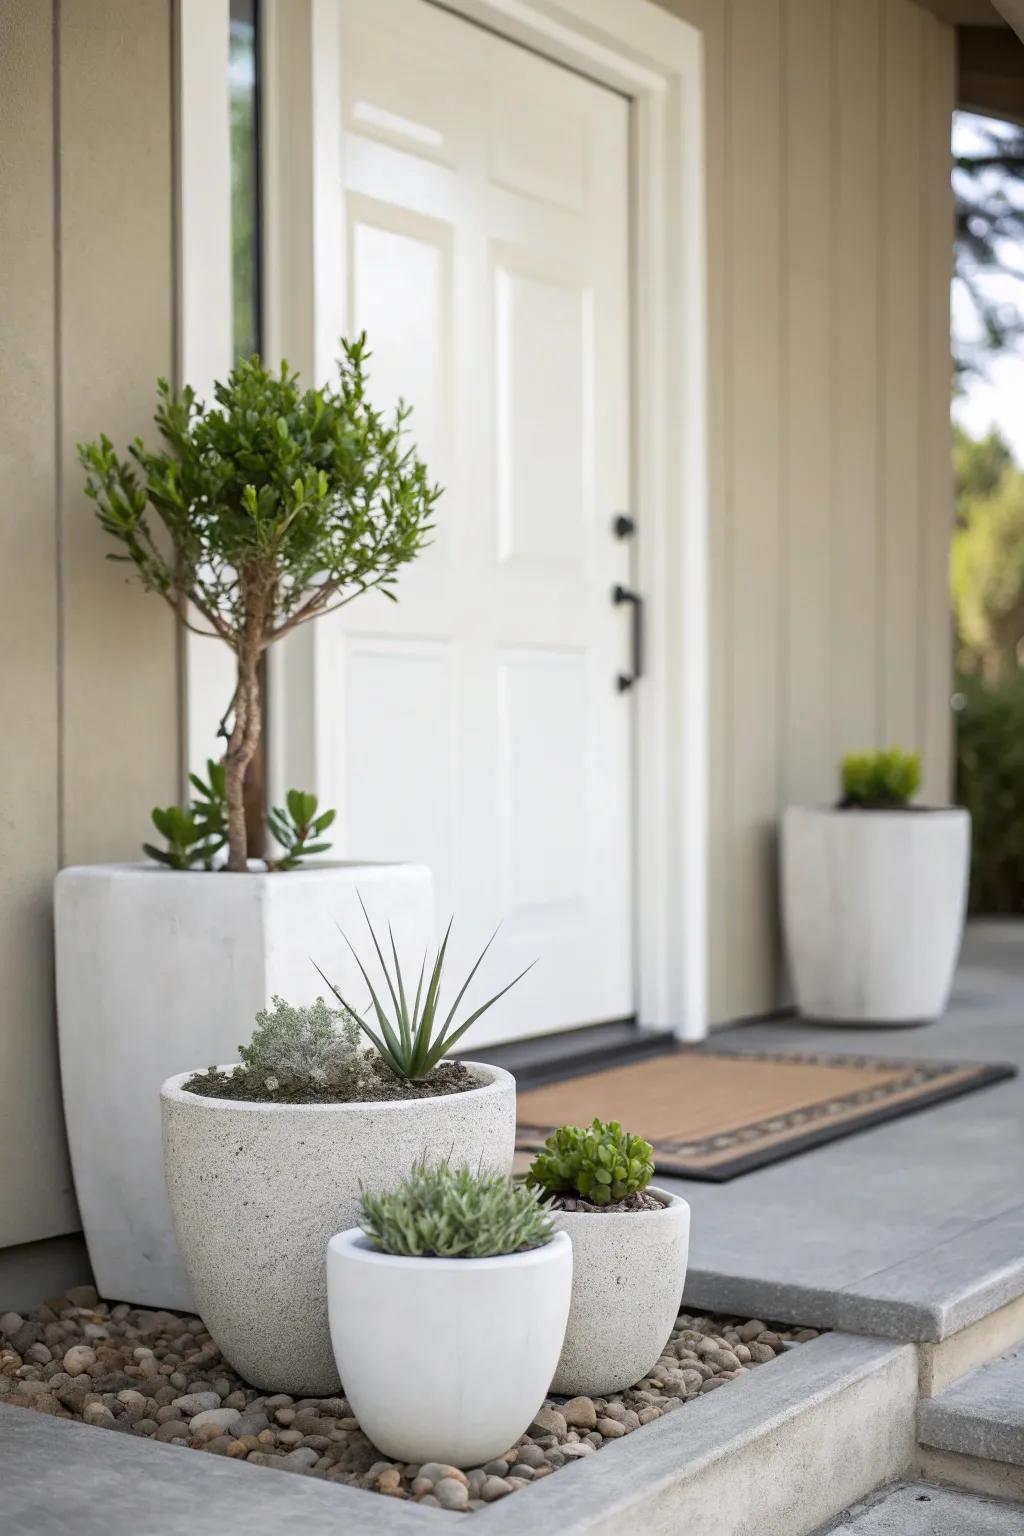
[55,861,434,1310]
[782,806,971,1024]
[161,1063,516,1395]
[327,1228,573,1466]
[551,1188,690,1396]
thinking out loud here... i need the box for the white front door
[321,0,633,1044]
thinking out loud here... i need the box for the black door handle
[613,584,644,692]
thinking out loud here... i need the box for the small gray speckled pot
[160,1062,516,1395]
[550,1187,690,1396]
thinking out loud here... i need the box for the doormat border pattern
[515,1047,1018,1182]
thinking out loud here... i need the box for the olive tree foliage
[79,336,439,870]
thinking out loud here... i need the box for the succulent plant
[144,763,335,872]
[526,1118,655,1206]
[143,804,224,871]
[267,789,336,870]
[840,747,921,808]
[316,894,534,1081]
[360,1161,555,1258]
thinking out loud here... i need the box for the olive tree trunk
[224,638,264,872]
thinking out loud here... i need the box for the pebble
[62,1345,96,1376]
[189,1407,242,1434]
[0,1285,810,1516]
[282,1447,319,1470]
[156,1419,190,1442]
[434,1478,470,1511]
[172,1392,221,1415]
[418,1462,469,1487]
[561,1395,597,1429]
[596,1417,626,1438]
[232,1413,270,1437]
[529,1406,567,1438]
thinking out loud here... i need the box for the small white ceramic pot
[327,1228,573,1466]
[160,1062,516,1396]
[781,805,971,1023]
[550,1187,690,1396]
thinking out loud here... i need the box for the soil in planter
[549,1191,664,1214]
[0,1286,822,1515]
[183,1057,477,1105]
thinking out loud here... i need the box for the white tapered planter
[781,806,971,1024]
[161,1062,516,1395]
[55,861,434,1311]
[327,1228,572,1466]
[550,1188,690,1396]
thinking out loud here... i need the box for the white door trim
[263,0,709,1041]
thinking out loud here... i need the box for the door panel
[328,0,632,1043]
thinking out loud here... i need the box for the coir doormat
[514,1048,1017,1181]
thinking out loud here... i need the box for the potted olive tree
[525,1120,690,1396]
[56,339,439,1310]
[781,748,971,1024]
[327,1162,571,1463]
[162,916,527,1393]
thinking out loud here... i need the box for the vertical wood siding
[0,0,179,1249]
[656,0,957,1020]
[0,0,960,1253]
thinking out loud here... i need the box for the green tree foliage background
[952,426,1024,912]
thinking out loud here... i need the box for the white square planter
[54,861,434,1310]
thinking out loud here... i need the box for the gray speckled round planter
[550,1186,690,1396]
[160,1062,516,1395]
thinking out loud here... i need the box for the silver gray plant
[238,995,373,1097]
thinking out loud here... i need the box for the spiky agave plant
[315,895,534,1081]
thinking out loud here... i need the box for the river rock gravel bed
[0,1287,820,1512]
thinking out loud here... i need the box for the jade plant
[526,1118,655,1207]
[316,894,534,1081]
[185,995,376,1103]
[79,335,439,871]
[839,748,921,809]
[360,1161,555,1258]
[146,763,335,870]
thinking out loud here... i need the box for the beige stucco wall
[0,0,180,1254]
[654,0,957,1021]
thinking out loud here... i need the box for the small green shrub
[526,1118,655,1206]
[186,996,375,1102]
[956,674,1024,912]
[316,895,533,1081]
[361,1161,555,1258]
[840,748,921,808]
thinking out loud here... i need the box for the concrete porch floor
[670,920,1024,1342]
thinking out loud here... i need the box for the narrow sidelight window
[230,0,262,360]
